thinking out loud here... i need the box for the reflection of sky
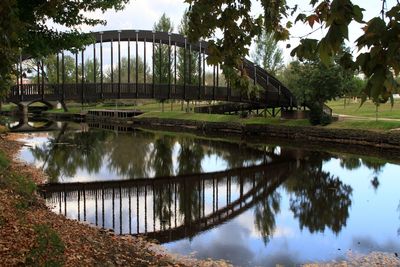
[165,159,400,266]
[17,133,400,266]
[19,134,262,183]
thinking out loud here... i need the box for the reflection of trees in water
[149,135,176,229]
[340,156,361,170]
[106,131,154,179]
[340,155,386,191]
[285,153,352,234]
[177,140,204,226]
[177,140,204,174]
[30,128,109,182]
[254,191,281,244]
[31,126,271,183]
[147,135,175,177]
[361,158,386,175]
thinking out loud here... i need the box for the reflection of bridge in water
[39,158,299,243]
[8,117,60,132]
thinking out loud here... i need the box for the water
[14,121,400,266]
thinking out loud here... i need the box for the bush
[309,103,323,125]
[240,110,249,118]
[308,102,332,125]
[320,112,332,126]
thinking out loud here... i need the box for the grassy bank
[16,99,400,132]
[328,98,400,119]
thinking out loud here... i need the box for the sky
[51,0,398,63]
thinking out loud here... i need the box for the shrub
[308,103,323,125]
[308,102,332,125]
[320,112,332,126]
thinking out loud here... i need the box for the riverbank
[1,128,400,266]
[38,108,400,152]
[0,133,230,266]
[132,116,400,150]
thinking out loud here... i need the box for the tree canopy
[185,0,400,105]
[153,13,174,85]
[0,0,128,93]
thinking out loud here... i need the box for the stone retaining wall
[133,117,400,150]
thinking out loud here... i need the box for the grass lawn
[328,98,400,119]
[1,103,18,112]
[326,119,400,131]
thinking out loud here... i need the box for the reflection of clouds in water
[253,250,299,267]
[169,222,254,267]
[168,221,301,267]
[351,236,400,254]
[237,210,295,239]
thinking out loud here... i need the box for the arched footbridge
[8,30,297,111]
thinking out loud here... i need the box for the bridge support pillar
[60,101,69,112]
[17,102,29,115]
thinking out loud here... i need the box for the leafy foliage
[0,0,129,93]
[185,0,400,105]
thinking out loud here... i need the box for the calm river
[12,120,400,266]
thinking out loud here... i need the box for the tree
[251,30,284,76]
[153,14,174,85]
[84,59,101,83]
[105,57,149,83]
[283,59,345,124]
[0,0,128,93]
[185,0,400,105]
[43,55,76,84]
[177,10,199,85]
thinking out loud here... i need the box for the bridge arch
[20,99,56,109]
[8,117,56,132]
[8,30,297,111]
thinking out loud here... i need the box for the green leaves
[0,0,129,95]
[291,39,318,60]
